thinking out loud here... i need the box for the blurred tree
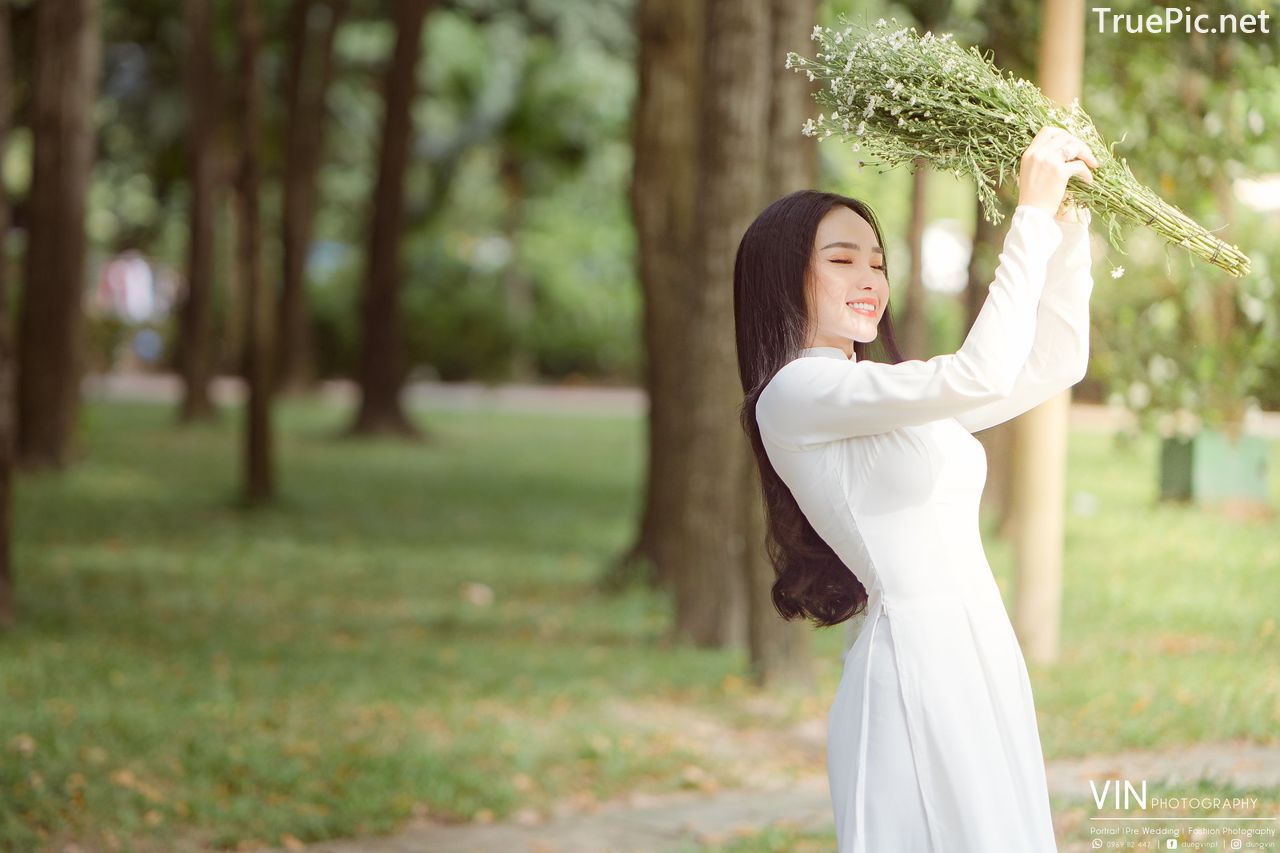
[177,0,223,422]
[349,0,434,437]
[623,0,825,681]
[17,0,101,470]
[236,0,275,503]
[897,0,953,361]
[617,0,704,599]
[964,0,1040,529]
[0,0,13,628]
[743,0,820,688]
[672,0,772,649]
[277,0,347,394]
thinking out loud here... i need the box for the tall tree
[611,0,705,592]
[277,0,347,393]
[177,0,222,423]
[671,0,772,647]
[16,0,101,470]
[742,0,819,686]
[1010,0,1084,664]
[968,0,1039,527]
[0,0,14,628]
[236,0,275,503]
[897,1,954,359]
[349,0,434,437]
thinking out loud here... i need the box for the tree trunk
[278,0,346,394]
[745,0,818,687]
[764,0,816,199]
[0,2,15,629]
[349,0,433,438]
[236,0,274,504]
[606,0,705,593]
[17,0,100,471]
[901,157,929,358]
[966,193,1015,522]
[499,149,536,382]
[671,0,770,648]
[178,0,221,423]
[1011,0,1083,665]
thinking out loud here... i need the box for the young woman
[733,126,1098,852]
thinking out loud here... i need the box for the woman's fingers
[1064,158,1094,184]
[1060,140,1100,169]
[1031,125,1100,169]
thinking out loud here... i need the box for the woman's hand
[1017,125,1098,218]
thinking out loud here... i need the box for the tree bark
[901,158,929,358]
[178,0,221,423]
[278,0,346,394]
[671,0,770,648]
[17,0,100,470]
[498,149,536,382]
[236,0,274,503]
[764,0,816,199]
[349,0,433,438]
[1011,0,1083,665]
[745,0,818,686]
[607,0,705,592]
[0,2,15,629]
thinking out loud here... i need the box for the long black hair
[733,190,905,628]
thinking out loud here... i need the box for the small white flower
[806,70,815,81]
[876,17,887,26]
[1110,266,1126,279]
[811,24,823,40]
[898,116,906,127]
[856,120,866,136]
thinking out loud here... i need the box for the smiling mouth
[846,301,877,317]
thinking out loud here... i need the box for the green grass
[2,398,1278,851]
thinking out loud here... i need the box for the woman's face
[805,205,888,351]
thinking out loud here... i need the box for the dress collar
[800,346,856,361]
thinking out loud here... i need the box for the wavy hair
[733,190,905,627]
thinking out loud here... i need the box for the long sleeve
[952,216,1094,434]
[756,204,1063,449]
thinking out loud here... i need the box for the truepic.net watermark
[1093,6,1271,34]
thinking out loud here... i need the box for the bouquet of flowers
[786,15,1252,278]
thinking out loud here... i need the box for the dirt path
[257,693,1280,853]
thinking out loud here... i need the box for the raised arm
[952,213,1094,434]
[756,204,1063,449]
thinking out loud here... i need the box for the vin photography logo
[1085,779,1277,850]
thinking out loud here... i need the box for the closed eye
[832,260,886,271]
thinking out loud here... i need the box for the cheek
[814,273,843,307]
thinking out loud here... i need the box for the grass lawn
[1,397,1277,851]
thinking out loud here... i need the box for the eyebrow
[820,241,883,254]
